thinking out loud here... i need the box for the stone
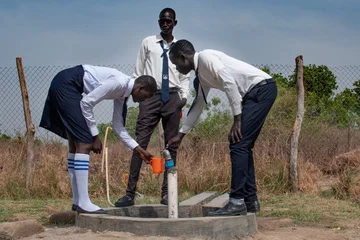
[0,219,44,240]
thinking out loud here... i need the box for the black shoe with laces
[245,200,260,213]
[208,199,247,216]
[114,195,135,207]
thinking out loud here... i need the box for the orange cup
[150,157,164,174]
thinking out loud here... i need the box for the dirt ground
[21,217,360,240]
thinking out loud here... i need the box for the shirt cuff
[89,126,99,137]
[127,140,139,150]
[180,92,188,100]
[231,103,242,116]
[180,125,191,134]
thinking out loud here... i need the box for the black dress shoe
[208,200,247,216]
[246,200,260,213]
[114,195,134,207]
[76,206,107,214]
[160,195,168,205]
[71,204,78,211]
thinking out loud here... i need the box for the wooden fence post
[16,57,35,191]
[289,55,305,192]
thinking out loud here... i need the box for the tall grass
[1,86,359,201]
[1,118,359,202]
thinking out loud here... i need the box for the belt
[155,88,180,94]
[254,78,275,88]
[242,78,275,103]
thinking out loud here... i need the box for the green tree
[352,80,360,104]
[320,88,359,127]
[290,64,338,103]
[261,66,290,88]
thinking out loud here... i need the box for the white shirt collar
[155,34,177,44]
[124,78,135,98]
[193,52,200,72]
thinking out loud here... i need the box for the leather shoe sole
[208,201,247,217]
[208,208,247,216]
[76,206,107,214]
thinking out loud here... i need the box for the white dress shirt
[133,34,190,99]
[80,65,138,150]
[180,50,272,134]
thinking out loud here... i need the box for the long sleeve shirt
[133,34,190,99]
[180,50,272,134]
[80,64,138,150]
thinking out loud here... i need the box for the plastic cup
[150,157,164,174]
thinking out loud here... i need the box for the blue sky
[1,0,359,67]
[0,0,359,138]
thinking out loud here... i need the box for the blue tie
[187,72,207,115]
[160,41,172,103]
[122,97,128,127]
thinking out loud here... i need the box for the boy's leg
[115,94,161,207]
[230,82,277,201]
[160,92,182,202]
[210,82,277,216]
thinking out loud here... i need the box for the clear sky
[1,0,359,139]
[1,0,359,67]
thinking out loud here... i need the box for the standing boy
[115,8,189,207]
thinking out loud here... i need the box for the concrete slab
[106,204,168,218]
[105,204,193,218]
[202,193,229,216]
[76,213,257,239]
[106,192,218,218]
[179,191,218,217]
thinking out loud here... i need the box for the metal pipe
[167,167,178,218]
[162,148,178,218]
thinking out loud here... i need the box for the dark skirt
[39,65,93,143]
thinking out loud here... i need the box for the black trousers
[126,92,182,198]
[229,81,277,201]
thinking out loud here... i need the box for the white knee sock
[67,153,78,206]
[74,153,101,212]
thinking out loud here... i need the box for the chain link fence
[1,63,360,163]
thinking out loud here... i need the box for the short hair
[135,75,157,93]
[169,39,196,57]
[159,8,176,20]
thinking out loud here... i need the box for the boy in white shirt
[168,40,278,216]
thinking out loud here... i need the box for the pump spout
[162,148,172,161]
[162,148,175,169]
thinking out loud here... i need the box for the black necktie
[122,97,128,126]
[159,41,173,103]
[187,71,207,115]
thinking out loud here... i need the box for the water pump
[162,148,175,169]
[162,147,178,218]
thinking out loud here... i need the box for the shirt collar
[155,34,177,44]
[124,77,135,98]
[194,52,200,72]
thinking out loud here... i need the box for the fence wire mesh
[1,63,360,163]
